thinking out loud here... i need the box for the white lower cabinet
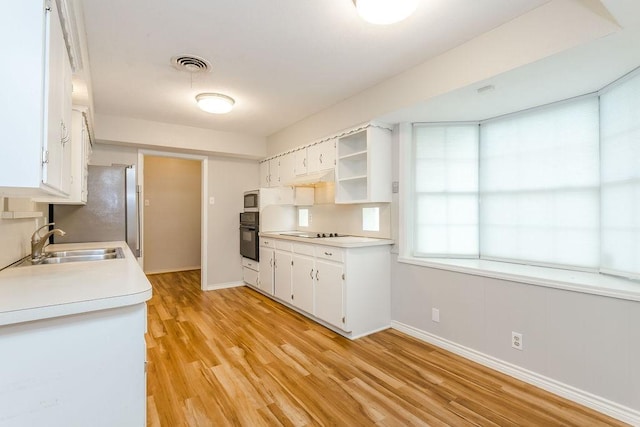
[251,237,390,339]
[314,259,344,330]
[0,303,147,426]
[258,246,274,295]
[274,249,292,301]
[291,253,315,314]
[242,257,259,287]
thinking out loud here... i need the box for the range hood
[281,169,335,186]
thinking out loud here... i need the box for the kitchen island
[0,241,151,427]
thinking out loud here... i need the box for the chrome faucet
[31,223,66,261]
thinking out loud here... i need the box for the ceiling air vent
[170,55,212,73]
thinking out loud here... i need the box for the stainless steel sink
[46,248,120,257]
[15,247,125,267]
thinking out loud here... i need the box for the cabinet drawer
[243,267,259,286]
[315,246,344,262]
[242,257,259,271]
[260,238,275,248]
[275,240,292,251]
[293,243,315,256]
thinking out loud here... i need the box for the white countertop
[0,241,152,326]
[260,232,394,248]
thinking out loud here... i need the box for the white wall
[90,143,139,167]
[143,156,201,274]
[95,114,267,159]
[206,157,259,288]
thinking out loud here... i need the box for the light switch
[144,199,150,206]
[209,197,215,205]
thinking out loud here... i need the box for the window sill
[396,256,640,302]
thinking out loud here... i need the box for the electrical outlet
[512,332,523,350]
[431,308,440,323]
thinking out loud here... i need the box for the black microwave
[244,190,259,212]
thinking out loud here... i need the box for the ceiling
[80,0,550,138]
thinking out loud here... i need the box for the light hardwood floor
[145,270,627,426]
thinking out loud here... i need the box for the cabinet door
[258,247,274,295]
[43,0,66,192]
[274,251,292,301]
[278,152,296,185]
[269,158,279,187]
[291,255,314,314]
[315,260,345,330]
[259,162,270,188]
[308,139,336,173]
[59,47,73,195]
[294,148,308,176]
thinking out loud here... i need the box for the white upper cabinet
[35,108,92,204]
[0,0,73,197]
[278,152,296,185]
[259,161,270,188]
[307,139,336,174]
[294,148,308,176]
[260,158,282,188]
[335,126,392,204]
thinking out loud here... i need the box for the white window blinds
[479,97,600,269]
[600,73,640,279]
[413,124,479,257]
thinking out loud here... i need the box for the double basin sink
[16,247,124,267]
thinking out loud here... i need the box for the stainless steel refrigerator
[52,165,140,256]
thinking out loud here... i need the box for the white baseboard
[203,281,244,291]
[391,321,640,426]
[145,266,200,275]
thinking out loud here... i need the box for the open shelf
[337,175,367,182]
[338,150,367,161]
[338,130,367,157]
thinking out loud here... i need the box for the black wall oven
[240,212,259,261]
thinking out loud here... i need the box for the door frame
[138,150,209,290]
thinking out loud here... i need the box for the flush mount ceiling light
[195,93,235,114]
[354,0,418,25]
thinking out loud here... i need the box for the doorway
[138,151,209,290]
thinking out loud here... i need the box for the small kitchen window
[362,207,379,232]
[298,208,309,227]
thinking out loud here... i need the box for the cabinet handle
[316,270,319,280]
[324,251,332,256]
[319,153,323,164]
[303,158,307,167]
[309,269,313,279]
[60,120,70,145]
[270,258,273,267]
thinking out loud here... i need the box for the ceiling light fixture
[196,93,235,114]
[354,0,418,25]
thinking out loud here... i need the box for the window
[362,207,380,231]
[480,97,600,270]
[413,124,478,257]
[298,208,309,227]
[600,74,640,279]
[408,69,640,280]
